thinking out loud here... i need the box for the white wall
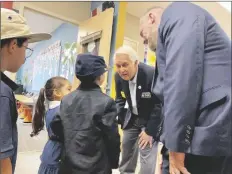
[194,2,231,38]
[127,2,231,38]
[125,2,231,61]
[124,13,145,60]
[13,2,91,24]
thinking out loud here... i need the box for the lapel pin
[138,86,141,89]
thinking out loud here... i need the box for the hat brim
[7,33,52,43]
[76,68,108,81]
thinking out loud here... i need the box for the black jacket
[51,83,120,174]
[115,63,162,137]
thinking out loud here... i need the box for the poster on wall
[60,42,77,81]
[21,56,35,89]
[32,41,61,91]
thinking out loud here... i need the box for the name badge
[141,92,151,98]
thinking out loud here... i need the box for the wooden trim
[80,30,102,45]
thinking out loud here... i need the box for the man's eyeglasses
[25,46,34,59]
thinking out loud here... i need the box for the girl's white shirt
[48,101,61,109]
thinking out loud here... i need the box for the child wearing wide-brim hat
[1,8,51,174]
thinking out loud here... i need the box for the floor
[15,120,47,174]
[15,119,140,174]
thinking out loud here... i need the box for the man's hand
[169,151,190,174]
[0,158,12,174]
[138,131,153,149]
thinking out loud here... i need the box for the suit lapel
[122,80,132,109]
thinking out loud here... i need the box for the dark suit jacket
[115,62,162,138]
[155,2,231,156]
[51,83,120,174]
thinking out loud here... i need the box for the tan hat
[1,8,51,43]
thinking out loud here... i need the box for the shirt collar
[0,72,18,91]
[48,101,61,109]
[130,70,138,84]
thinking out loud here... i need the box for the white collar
[48,101,61,109]
[130,70,138,84]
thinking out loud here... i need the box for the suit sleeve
[162,14,205,152]
[145,101,162,139]
[114,73,126,125]
[145,70,163,138]
[99,99,120,169]
[0,97,14,160]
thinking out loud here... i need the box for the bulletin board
[32,41,61,91]
[60,42,77,81]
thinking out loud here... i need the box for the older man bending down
[114,46,162,174]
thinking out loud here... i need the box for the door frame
[72,8,115,91]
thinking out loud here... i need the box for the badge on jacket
[121,91,126,98]
[141,92,151,98]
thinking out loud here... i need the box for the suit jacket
[154,2,231,156]
[115,62,162,138]
[51,83,120,174]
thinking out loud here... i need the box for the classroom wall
[125,13,144,60]
[18,23,78,92]
[194,2,231,38]
[127,2,231,39]
[13,1,91,24]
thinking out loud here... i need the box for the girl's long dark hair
[31,88,45,137]
[31,77,68,137]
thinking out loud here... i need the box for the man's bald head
[140,6,164,24]
[144,6,164,16]
[139,6,164,52]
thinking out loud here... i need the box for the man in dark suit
[140,2,232,174]
[114,45,162,174]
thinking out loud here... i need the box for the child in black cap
[52,53,120,174]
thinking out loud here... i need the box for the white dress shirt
[129,71,138,115]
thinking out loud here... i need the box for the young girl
[53,54,120,174]
[31,76,72,174]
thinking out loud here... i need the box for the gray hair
[114,45,138,62]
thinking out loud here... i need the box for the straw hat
[1,8,51,43]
